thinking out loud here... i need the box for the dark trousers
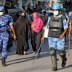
[31,30,42,52]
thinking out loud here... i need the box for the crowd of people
[0,0,72,71]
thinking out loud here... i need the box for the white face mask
[53,11,59,16]
[0,12,4,16]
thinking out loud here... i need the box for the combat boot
[59,50,67,67]
[62,57,67,67]
[2,58,6,67]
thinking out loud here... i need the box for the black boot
[62,57,67,67]
[2,58,6,67]
[59,50,67,67]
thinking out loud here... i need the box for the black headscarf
[15,10,27,36]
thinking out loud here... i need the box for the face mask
[53,11,59,16]
[0,12,3,16]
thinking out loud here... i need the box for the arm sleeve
[63,19,68,29]
[9,16,14,26]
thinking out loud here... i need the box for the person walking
[41,3,68,71]
[15,10,29,55]
[31,12,44,53]
[0,6,16,67]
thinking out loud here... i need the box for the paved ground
[0,38,72,72]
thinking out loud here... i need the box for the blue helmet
[0,6,4,11]
[52,3,61,10]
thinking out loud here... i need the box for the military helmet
[52,3,61,10]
